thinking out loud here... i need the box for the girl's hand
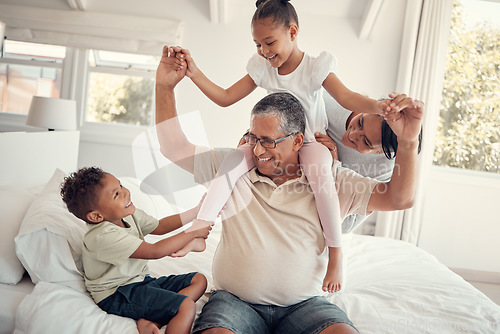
[377,99,393,114]
[383,92,424,144]
[237,130,250,147]
[315,132,339,161]
[174,48,199,79]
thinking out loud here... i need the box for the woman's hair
[381,119,423,159]
[253,0,299,28]
[60,166,106,224]
[251,92,306,135]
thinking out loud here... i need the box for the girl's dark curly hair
[60,167,106,224]
[253,0,299,29]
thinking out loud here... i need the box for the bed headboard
[0,131,80,188]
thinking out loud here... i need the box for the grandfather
[155,46,423,334]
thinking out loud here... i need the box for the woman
[316,93,422,233]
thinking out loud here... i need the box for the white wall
[418,167,500,273]
[78,0,407,178]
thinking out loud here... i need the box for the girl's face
[252,18,297,69]
[342,113,384,154]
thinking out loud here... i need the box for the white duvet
[14,232,500,334]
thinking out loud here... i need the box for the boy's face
[87,173,136,225]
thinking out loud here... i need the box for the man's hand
[156,45,187,90]
[384,93,424,145]
[315,132,339,161]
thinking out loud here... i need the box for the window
[0,41,66,115]
[85,50,158,127]
[433,0,500,174]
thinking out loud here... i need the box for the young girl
[173,0,390,293]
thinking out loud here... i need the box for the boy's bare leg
[322,247,343,293]
[137,318,161,334]
[165,298,196,334]
[178,273,207,301]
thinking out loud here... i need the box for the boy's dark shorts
[98,273,196,326]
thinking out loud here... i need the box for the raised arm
[155,45,196,173]
[367,93,424,211]
[323,72,390,115]
[176,48,257,107]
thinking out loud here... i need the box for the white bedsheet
[330,235,500,333]
[0,276,34,334]
[13,233,500,334]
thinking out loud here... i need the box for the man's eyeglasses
[243,132,297,149]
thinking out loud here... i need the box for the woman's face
[342,113,384,154]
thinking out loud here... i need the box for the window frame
[431,0,500,177]
[0,41,70,131]
[79,49,157,145]
[0,43,158,145]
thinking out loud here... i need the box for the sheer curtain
[375,0,454,244]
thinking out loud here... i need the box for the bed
[1,135,499,334]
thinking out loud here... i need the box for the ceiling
[0,0,383,39]
[0,0,374,20]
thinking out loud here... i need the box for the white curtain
[0,4,182,55]
[375,0,454,244]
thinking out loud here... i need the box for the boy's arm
[367,94,424,211]
[322,72,390,114]
[176,48,257,107]
[130,225,212,260]
[150,194,206,235]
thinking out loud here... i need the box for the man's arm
[155,45,196,174]
[367,94,424,211]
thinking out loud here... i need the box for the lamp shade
[26,96,77,131]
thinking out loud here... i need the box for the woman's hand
[315,132,339,161]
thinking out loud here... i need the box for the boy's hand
[187,219,214,239]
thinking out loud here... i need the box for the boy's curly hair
[60,167,106,224]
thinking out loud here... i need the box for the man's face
[248,115,303,183]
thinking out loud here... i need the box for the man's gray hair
[250,92,306,135]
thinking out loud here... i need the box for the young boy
[60,166,212,334]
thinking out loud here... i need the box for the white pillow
[15,282,138,334]
[15,169,87,292]
[0,186,35,284]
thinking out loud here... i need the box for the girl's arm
[322,72,390,115]
[176,48,257,107]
